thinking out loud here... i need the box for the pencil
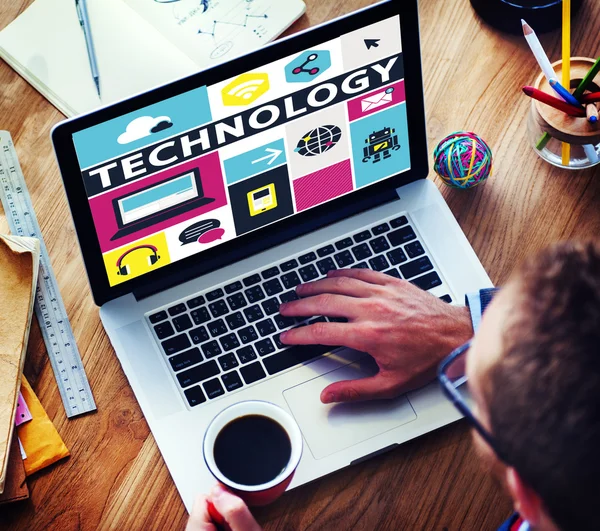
[586,103,599,123]
[573,57,600,100]
[561,0,571,166]
[522,86,586,116]
[549,79,581,107]
[521,20,557,83]
[581,92,600,104]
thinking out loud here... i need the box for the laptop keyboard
[146,213,453,409]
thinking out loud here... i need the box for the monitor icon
[247,183,277,216]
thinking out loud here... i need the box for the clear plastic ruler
[0,131,96,418]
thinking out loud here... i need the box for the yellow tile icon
[222,73,270,106]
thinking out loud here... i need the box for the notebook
[0,0,305,117]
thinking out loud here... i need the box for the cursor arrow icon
[364,39,380,50]
[252,147,283,166]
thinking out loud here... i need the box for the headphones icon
[116,245,160,276]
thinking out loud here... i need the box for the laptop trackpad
[283,357,417,460]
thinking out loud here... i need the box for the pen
[549,79,581,107]
[521,19,557,83]
[75,0,101,97]
[573,57,600,100]
[522,86,586,117]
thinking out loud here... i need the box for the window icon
[222,73,270,106]
[247,183,277,216]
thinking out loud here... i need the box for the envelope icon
[361,90,393,112]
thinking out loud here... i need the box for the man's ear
[505,467,542,526]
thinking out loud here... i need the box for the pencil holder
[527,58,600,169]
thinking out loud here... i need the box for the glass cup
[527,57,600,170]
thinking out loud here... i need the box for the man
[187,240,600,531]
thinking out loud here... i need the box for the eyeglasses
[437,340,509,464]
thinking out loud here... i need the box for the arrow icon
[364,39,380,50]
[251,147,282,166]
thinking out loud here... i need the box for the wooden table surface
[1,0,599,529]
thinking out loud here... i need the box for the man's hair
[487,240,600,531]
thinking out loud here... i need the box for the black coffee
[213,414,292,486]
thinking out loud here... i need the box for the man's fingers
[280,293,361,320]
[295,276,384,299]
[186,495,216,531]
[320,373,405,404]
[327,268,394,285]
[281,322,362,350]
[209,485,261,531]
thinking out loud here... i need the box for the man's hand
[186,485,261,531]
[279,269,472,404]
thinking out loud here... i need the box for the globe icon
[295,125,342,157]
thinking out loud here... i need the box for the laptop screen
[71,14,410,287]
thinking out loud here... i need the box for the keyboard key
[240,362,266,384]
[225,312,246,330]
[273,333,285,350]
[390,215,408,228]
[440,294,453,303]
[222,371,243,392]
[352,243,373,261]
[191,307,211,325]
[149,310,168,324]
[405,240,425,258]
[169,347,203,372]
[280,259,298,272]
[218,352,239,371]
[388,226,417,247]
[383,268,402,279]
[274,314,295,330]
[308,316,327,325]
[219,333,240,352]
[299,264,319,282]
[245,285,266,303]
[334,250,355,268]
[281,271,301,289]
[411,271,442,291]
[256,318,276,337]
[317,257,337,276]
[298,252,317,264]
[173,314,193,333]
[334,237,353,250]
[209,299,228,318]
[372,222,390,235]
[203,378,225,399]
[370,236,390,254]
[242,274,261,287]
[162,334,191,356]
[351,262,369,269]
[201,340,222,358]
[167,303,186,317]
[316,244,335,257]
[184,386,206,407]
[262,297,280,315]
[154,321,174,339]
[189,326,209,345]
[263,344,332,375]
[236,345,258,364]
[206,288,224,301]
[255,338,276,357]
[387,248,408,265]
[238,325,258,344]
[328,317,348,323]
[208,319,228,337]
[227,292,247,310]
[353,230,371,243]
[177,359,220,387]
[369,255,390,272]
[400,257,434,279]
[280,290,299,303]
[264,278,284,296]
[186,296,205,309]
[244,305,264,322]
[261,266,280,279]
[224,281,243,294]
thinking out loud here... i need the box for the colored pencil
[521,20,557,83]
[549,79,581,107]
[580,92,600,104]
[573,57,600,100]
[583,144,599,164]
[561,0,571,165]
[586,103,599,123]
[522,86,586,116]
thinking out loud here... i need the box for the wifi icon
[222,73,270,106]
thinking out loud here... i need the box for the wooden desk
[1,0,599,529]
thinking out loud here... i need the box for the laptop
[52,0,492,512]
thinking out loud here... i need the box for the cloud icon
[117,115,173,144]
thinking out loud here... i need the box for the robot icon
[292,53,320,76]
[285,50,331,83]
[362,127,400,163]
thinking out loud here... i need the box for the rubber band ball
[433,132,493,189]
